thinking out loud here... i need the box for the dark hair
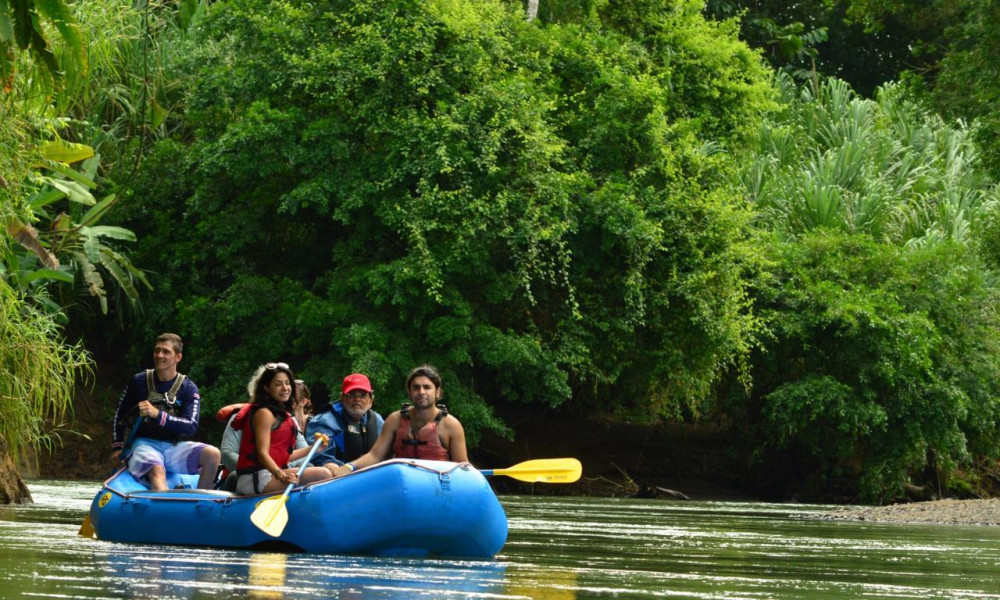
[156,333,183,353]
[253,363,298,413]
[405,364,442,390]
[295,379,311,400]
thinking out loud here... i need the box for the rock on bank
[821,499,1000,526]
[0,435,32,504]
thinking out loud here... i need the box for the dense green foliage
[5,0,1000,503]
[736,233,1000,501]
[729,77,1000,501]
[1,0,152,468]
[708,1,1000,180]
[744,76,999,246]
[1,5,91,462]
[114,0,774,438]
[705,0,917,94]
[0,0,86,95]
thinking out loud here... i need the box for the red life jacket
[234,405,297,473]
[393,404,450,460]
[216,402,247,423]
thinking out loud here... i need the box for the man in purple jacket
[109,333,221,490]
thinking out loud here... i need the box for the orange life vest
[392,404,450,460]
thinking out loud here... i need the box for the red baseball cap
[342,373,373,395]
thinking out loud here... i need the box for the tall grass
[0,277,91,462]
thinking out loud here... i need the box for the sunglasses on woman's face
[266,362,289,370]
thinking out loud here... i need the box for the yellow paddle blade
[487,458,582,483]
[251,494,290,537]
[78,514,96,538]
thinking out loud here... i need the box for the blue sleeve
[306,411,344,466]
[111,374,143,450]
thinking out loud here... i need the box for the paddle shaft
[250,434,329,536]
[119,415,145,463]
[279,434,326,495]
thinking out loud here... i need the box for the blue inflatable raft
[87,459,508,558]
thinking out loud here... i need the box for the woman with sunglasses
[217,366,312,490]
[232,363,331,495]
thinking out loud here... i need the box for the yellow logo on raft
[98,492,112,508]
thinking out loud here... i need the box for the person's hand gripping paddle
[250,433,329,537]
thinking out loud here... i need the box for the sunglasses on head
[266,362,290,370]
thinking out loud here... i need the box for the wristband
[345,462,356,472]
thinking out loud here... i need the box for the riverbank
[26,413,1000,518]
[820,498,1000,526]
[31,399,760,501]
[34,392,995,505]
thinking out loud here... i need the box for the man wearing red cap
[330,364,469,477]
[306,373,385,475]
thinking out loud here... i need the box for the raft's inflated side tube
[88,460,508,558]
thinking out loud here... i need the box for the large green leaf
[79,194,116,227]
[26,188,65,211]
[43,160,97,189]
[101,246,151,293]
[72,250,107,313]
[44,176,95,205]
[80,224,136,242]
[39,139,95,165]
[0,2,15,43]
[22,267,73,284]
[33,0,86,75]
[11,0,31,50]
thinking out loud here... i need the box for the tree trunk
[526,0,538,22]
[0,435,32,504]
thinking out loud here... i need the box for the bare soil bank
[820,498,1000,526]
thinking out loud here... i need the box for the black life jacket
[125,370,188,442]
[340,408,381,462]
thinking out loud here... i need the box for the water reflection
[97,549,508,599]
[505,566,578,600]
[248,553,287,599]
[5,480,1000,599]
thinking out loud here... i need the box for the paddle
[480,458,582,483]
[250,433,328,538]
[78,416,146,538]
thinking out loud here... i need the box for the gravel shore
[820,498,1000,526]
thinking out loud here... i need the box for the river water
[1,479,999,599]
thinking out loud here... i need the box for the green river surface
[1,479,999,599]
